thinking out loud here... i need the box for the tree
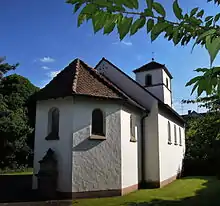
[183,112,220,176]
[182,94,220,111]
[0,74,39,169]
[0,57,18,81]
[67,0,220,98]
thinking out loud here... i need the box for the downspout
[140,111,148,188]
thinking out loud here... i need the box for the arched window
[145,74,152,86]
[46,107,59,140]
[174,125,177,145]
[168,121,171,144]
[179,127,182,146]
[92,109,104,136]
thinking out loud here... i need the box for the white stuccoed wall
[135,70,163,86]
[135,69,172,107]
[72,98,122,192]
[33,97,73,192]
[144,103,160,182]
[120,107,141,188]
[162,70,172,107]
[158,112,185,182]
[96,59,161,183]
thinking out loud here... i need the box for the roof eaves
[72,58,80,93]
[133,63,173,79]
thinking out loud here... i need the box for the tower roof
[133,61,173,79]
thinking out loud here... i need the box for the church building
[33,57,185,198]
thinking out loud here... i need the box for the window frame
[179,127,182,146]
[145,74,152,86]
[168,121,172,144]
[90,108,106,140]
[166,77,169,88]
[130,114,137,142]
[46,107,60,140]
[174,125,177,145]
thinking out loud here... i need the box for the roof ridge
[78,59,127,98]
[72,58,80,93]
[96,58,183,124]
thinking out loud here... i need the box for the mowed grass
[0,168,33,175]
[73,177,220,206]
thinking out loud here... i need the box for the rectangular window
[174,125,177,145]
[168,121,171,144]
[179,127,182,146]
[130,114,136,142]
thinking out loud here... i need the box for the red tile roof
[36,59,127,101]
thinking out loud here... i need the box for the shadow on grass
[0,174,37,203]
[0,174,72,205]
[126,177,220,206]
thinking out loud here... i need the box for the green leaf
[197,10,204,18]
[74,3,82,13]
[205,36,220,65]
[132,0,139,9]
[144,8,154,17]
[152,2,166,17]
[104,15,116,34]
[198,29,216,41]
[191,82,199,95]
[92,12,108,33]
[130,17,146,35]
[77,13,87,27]
[147,19,154,33]
[122,0,138,9]
[93,0,112,7]
[117,17,133,40]
[205,19,213,27]
[215,13,220,22]
[151,22,169,41]
[173,30,181,45]
[186,76,202,86]
[197,79,207,96]
[192,29,216,51]
[205,16,213,21]
[194,68,209,72]
[66,0,81,4]
[190,7,199,16]
[146,0,153,10]
[213,67,220,74]
[173,0,183,20]
[80,4,97,14]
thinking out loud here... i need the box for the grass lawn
[0,168,33,175]
[73,176,220,206]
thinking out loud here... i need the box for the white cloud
[112,40,133,46]
[40,56,55,63]
[121,40,132,46]
[47,70,61,79]
[41,66,51,70]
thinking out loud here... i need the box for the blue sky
[1,0,219,114]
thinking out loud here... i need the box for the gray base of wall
[144,173,181,189]
[59,184,138,199]
[58,174,180,200]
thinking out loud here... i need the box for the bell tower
[133,60,173,107]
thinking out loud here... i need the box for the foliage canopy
[67,0,220,98]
